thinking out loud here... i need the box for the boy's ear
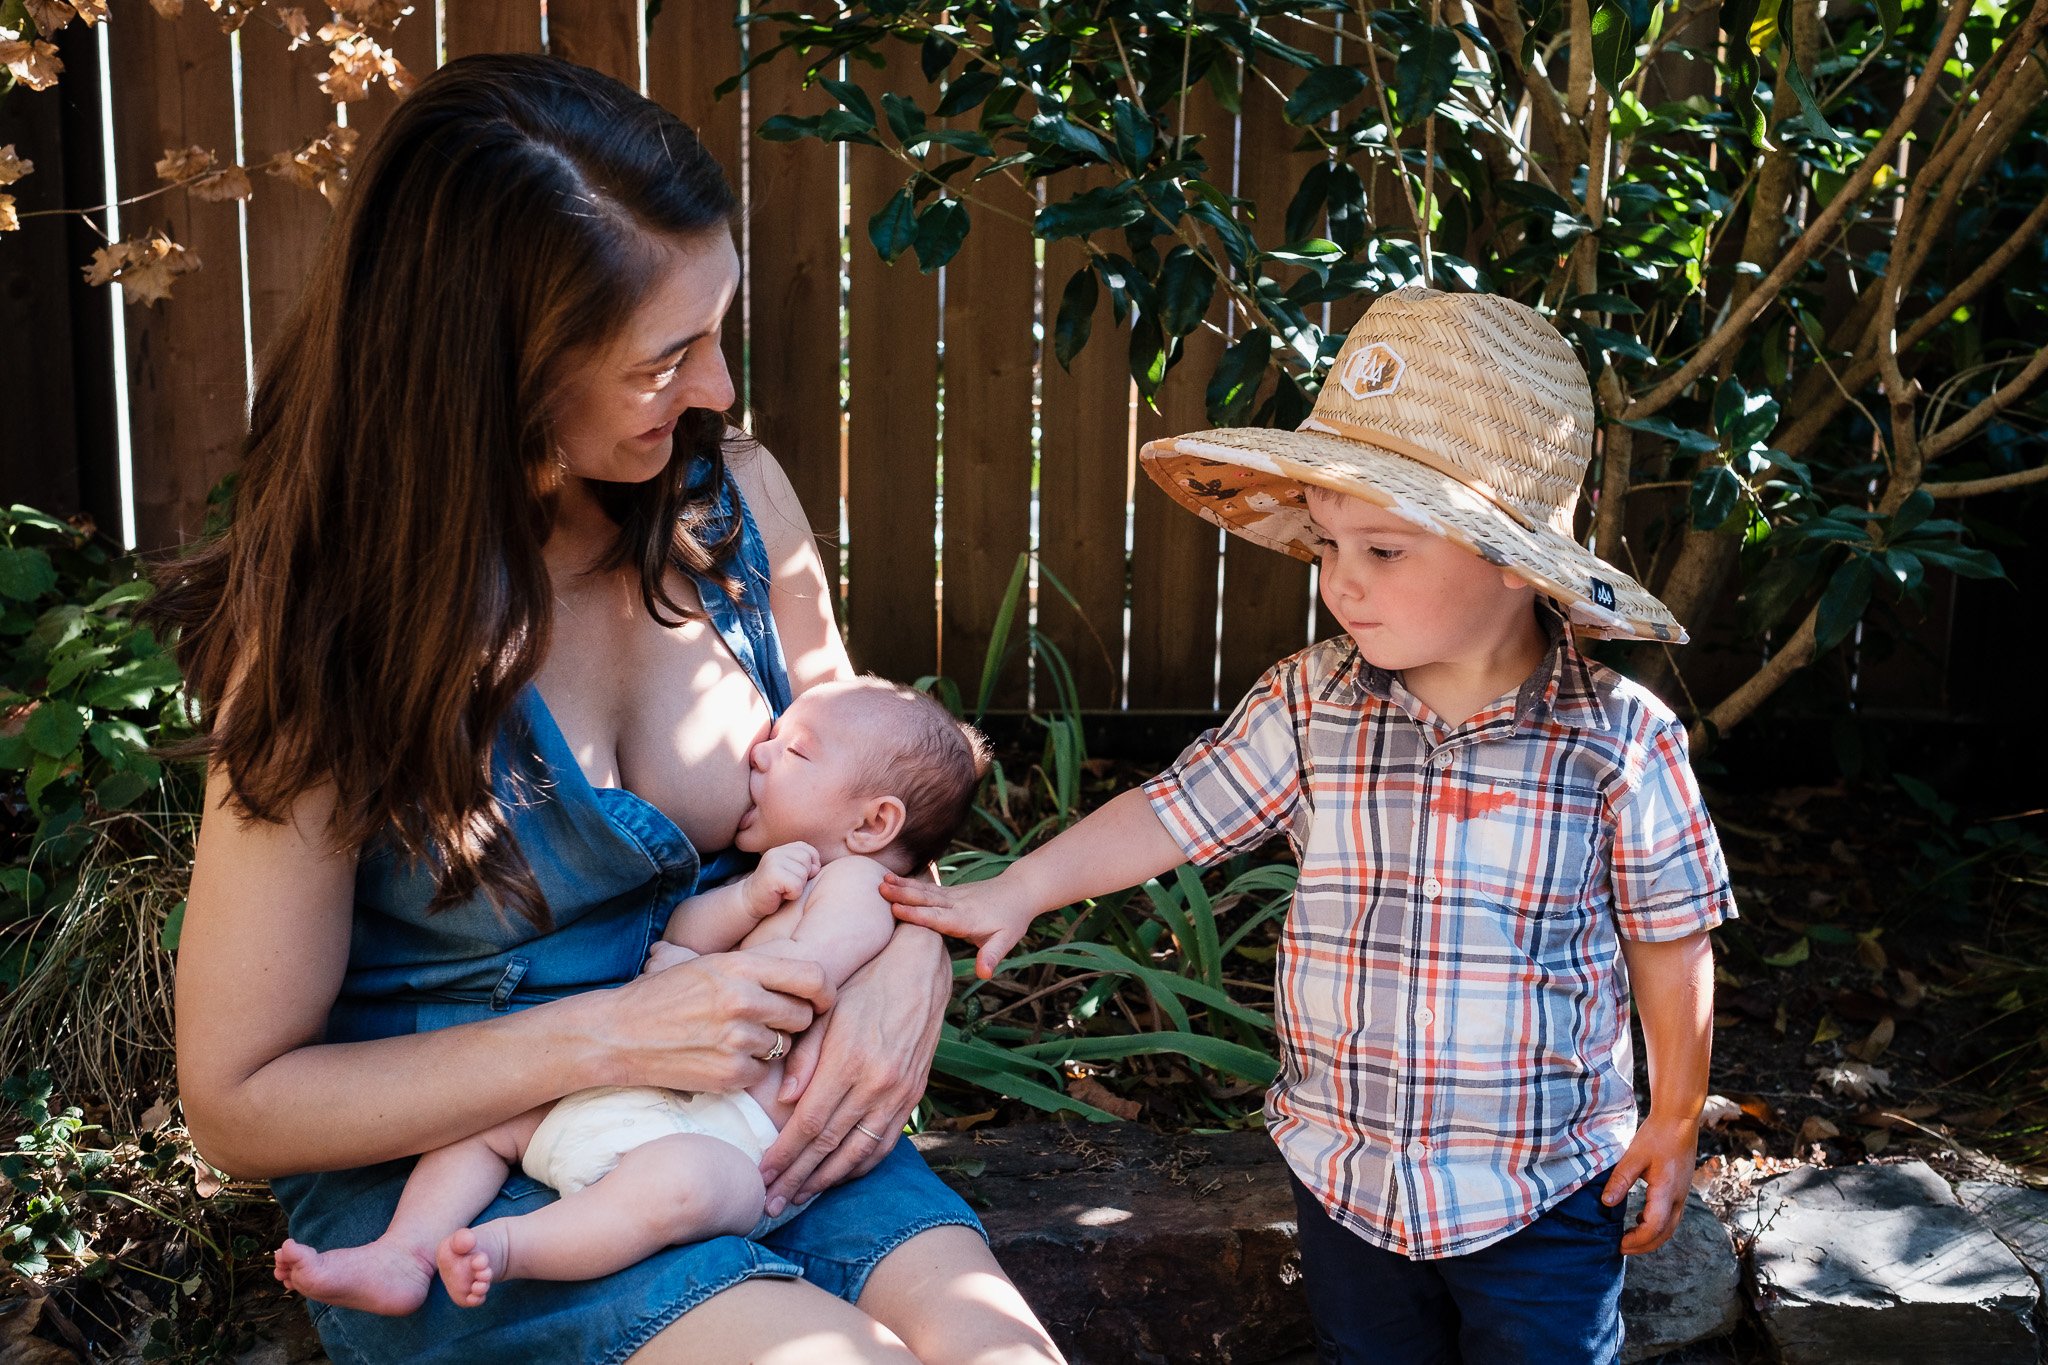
[844,794,907,856]
[1499,567,1536,593]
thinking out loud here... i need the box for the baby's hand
[879,872,1041,979]
[746,842,821,919]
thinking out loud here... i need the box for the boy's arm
[1602,930,1715,1255]
[882,787,1188,978]
[741,857,899,990]
[663,843,820,957]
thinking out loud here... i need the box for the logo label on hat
[1589,578,1617,610]
[1338,342,1405,399]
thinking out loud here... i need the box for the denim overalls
[273,464,980,1364]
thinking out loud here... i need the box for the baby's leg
[275,1106,549,1316]
[438,1133,765,1306]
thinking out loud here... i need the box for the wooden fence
[0,2,1990,720]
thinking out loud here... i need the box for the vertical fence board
[648,1,746,404]
[1129,89,1233,710]
[843,48,938,681]
[0,34,88,518]
[109,4,248,550]
[444,1,541,60]
[348,5,439,151]
[744,53,841,533]
[548,0,642,89]
[1218,55,1320,697]
[1038,171,1133,710]
[939,180,1036,706]
[240,21,334,366]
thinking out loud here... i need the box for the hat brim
[1141,426,1687,644]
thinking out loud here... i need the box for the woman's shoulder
[718,430,812,556]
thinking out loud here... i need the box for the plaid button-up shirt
[1144,622,1734,1259]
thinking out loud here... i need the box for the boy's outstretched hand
[1600,1113,1698,1255]
[879,873,1039,979]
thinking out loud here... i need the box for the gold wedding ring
[759,1030,788,1063]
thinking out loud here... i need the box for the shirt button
[1408,1139,1429,1161]
[1433,749,1453,770]
[1414,1006,1434,1027]
[1422,877,1443,899]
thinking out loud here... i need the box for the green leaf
[881,92,927,148]
[1054,265,1098,369]
[87,578,153,612]
[45,644,116,694]
[912,199,969,272]
[1205,330,1274,426]
[1110,96,1156,170]
[1713,377,1778,451]
[1394,27,1462,120]
[757,113,818,143]
[1815,556,1875,653]
[933,69,999,118]
[1129,312,1168,401]
[1887,489,1934,539]
[818,77,875,129]
[86,718,148,761]
[1871,0,1901,44]
[23,701,85,758]
[1285,64,1368,125]
[1028,113,1110,162]
[867,188,917,263]
[1761,938,1809,968]
[1690,465,1744,529]
[1780,54,1849,145]
[1036,183,1148,240]
[1589,0,1642,94]
[0,547,57,603]
[93,768,151,811]
[1156,247,1215,339]
[1622,415,1721,456]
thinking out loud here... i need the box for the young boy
[885,289,1732,1363]
[273,676,989,1316]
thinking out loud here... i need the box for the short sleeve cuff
[1143,769,1233,868]
[1616,886,1737,942]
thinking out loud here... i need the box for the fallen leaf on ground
[1797,1115,1840,1144]
[1814,1062,1891,1101]
[1863,1128,1890,1154]
[1067,1077,1141,1121]
[1811,1014,1842,1045]
[1892,968,1926,1009]
[139,1097,173,1131]
[931,1109,997,1133]
[1699,1095,1742,1129]
[1846,1016,1895,1063]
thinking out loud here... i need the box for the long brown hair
[150,54,741,928]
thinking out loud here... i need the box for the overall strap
[681,460,797,718]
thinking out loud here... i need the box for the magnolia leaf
[1128,311,1168,400]
[933,69,998,118]
[911,198,968,272]
[1206,329,1273,425]
[1393,27,1461,120]
[1036,183,1147,240]
[1689,464,1743,530]
[1110,96,1155,170]
[1285,64,1367,125]
[1156,246,1214,339]
[1028,113,1110,162]
[1815,556,1876,654]
[867,187,916,263]
[818,76,875,129]
[1053,265,1097,369]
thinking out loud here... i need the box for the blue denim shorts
[274,1139,983,1365]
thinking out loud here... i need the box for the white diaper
[522,1085,782,1197]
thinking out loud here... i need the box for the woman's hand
[757,924,949,1211]
[606,949,835,1096]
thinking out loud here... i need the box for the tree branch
[1923,465,2048,498]
[1697,607,1819,745]
[1621,0,1974,422]
[1920,343,2048,461]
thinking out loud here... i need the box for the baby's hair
[842,677,991,869]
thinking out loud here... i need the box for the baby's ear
[845,794,907,855]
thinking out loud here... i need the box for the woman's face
[551,229,741,484]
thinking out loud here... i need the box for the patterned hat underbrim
[1141,427,1687,645]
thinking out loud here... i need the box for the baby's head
[736,677,992,874]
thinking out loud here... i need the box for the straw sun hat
[1139,287,1685,643]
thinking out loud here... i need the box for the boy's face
[734,683,882,855]
[1306,486,1536,675]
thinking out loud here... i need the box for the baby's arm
[740,857,899,991]
[881,786,1187,977]
[662,843,821,957]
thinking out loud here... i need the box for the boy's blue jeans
[1288,1169,1626,1364]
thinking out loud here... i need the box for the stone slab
[1733,1160,2040,1365]
[1622,1189,1743,1362]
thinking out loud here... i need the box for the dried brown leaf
[0,143,33,184]
[81,230,202,306]
[190,163,252,202]
[139,1097,173,1131]
[0,193,17,232]
[0,30,66,90]
[1855,933,1887,972]
[1846,1015,1895,1063]
[148,0,183,16]
[155,145,215,184]
[23,0,76,36]
[1893,968,1926,1009]
[1699,1094,1742,1129]
[1067,1077,1141,1121]
[71,0,106,24]
[1814,1061,1891,1101]
[1797,1114,1840,1144]
[276,5,312,48]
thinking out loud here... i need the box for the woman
[154,53,1063,1365]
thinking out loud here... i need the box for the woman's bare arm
[175,767,833,1179]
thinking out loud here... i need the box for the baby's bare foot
[273,1237,435,1316]
[436,1224,511,1309]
